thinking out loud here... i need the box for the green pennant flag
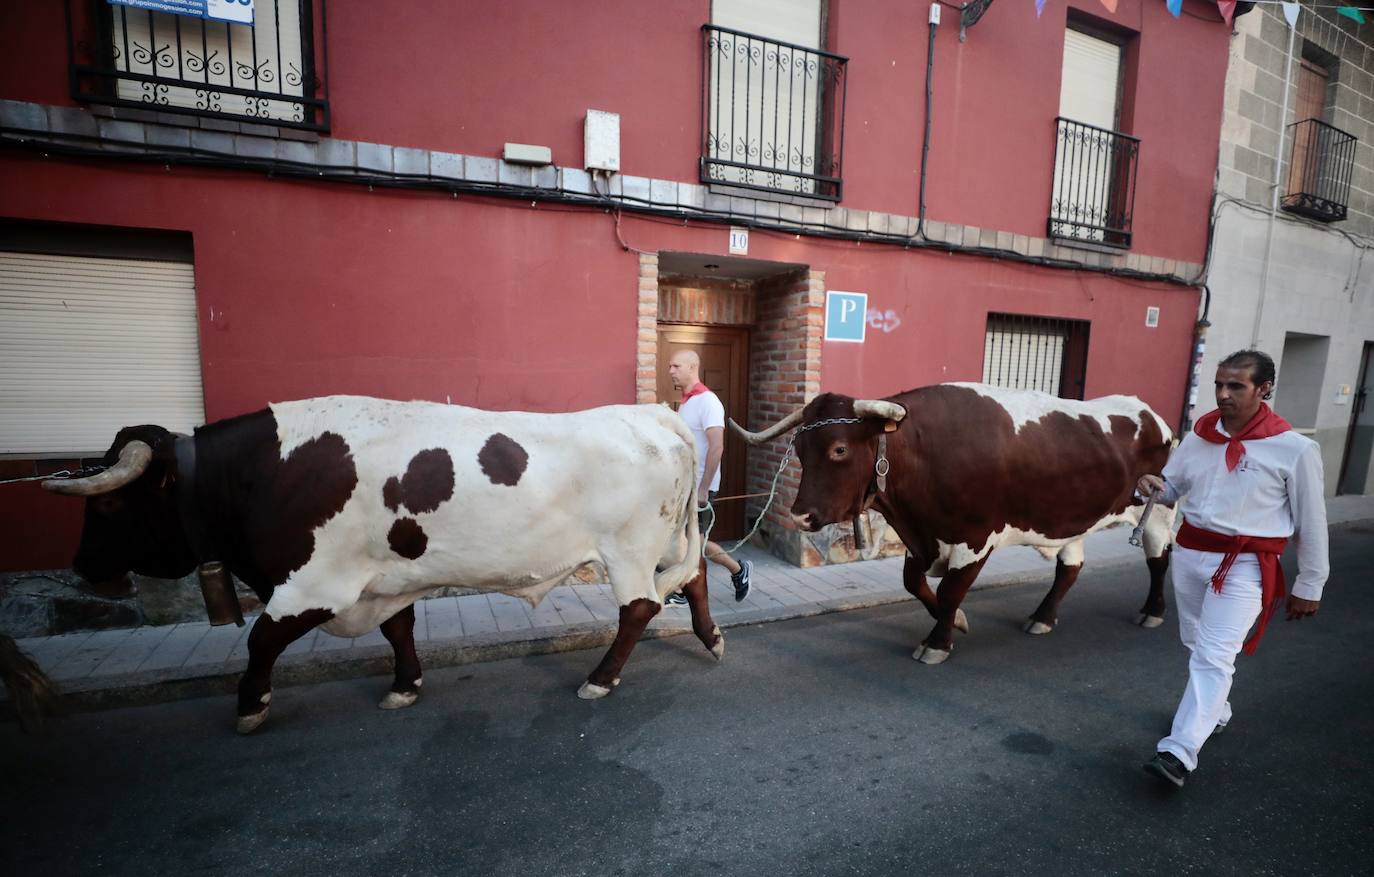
[1337,6,1366,24]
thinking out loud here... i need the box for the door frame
[657,322,752,539]
[1337,341,1373,495]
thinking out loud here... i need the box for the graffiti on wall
[866,308,902,333]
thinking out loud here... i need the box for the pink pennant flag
[1036,0,1047,18]
[1099,0,1118,12]
[1281,2,1300,28]
[1217,0,1236,25]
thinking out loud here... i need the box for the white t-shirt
[678,389,726,492]
[1159,425,1329,600]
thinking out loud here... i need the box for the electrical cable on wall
[0,127,1213,291]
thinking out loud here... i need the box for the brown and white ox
[732,383,1176,664]
[45,397,720,733]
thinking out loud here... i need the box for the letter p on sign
[825,291,868,343]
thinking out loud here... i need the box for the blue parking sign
[825,291,868,343]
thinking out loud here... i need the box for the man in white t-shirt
[664,349,752,603]
[1137,349,1328,789]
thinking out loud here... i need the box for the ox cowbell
[197,562,245,627]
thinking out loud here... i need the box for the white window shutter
[0,252,206,456]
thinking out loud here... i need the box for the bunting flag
[1337,6,1366,23]
[1035,0,1047,17]
[1100,0,1119,13]
[1218,0,1237,24]
[1166,0,1183,17]
[1282,1,1301,27]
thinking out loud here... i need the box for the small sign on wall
[825,291,868,343]
[1145,306,1160,328]
[728,227,749,255]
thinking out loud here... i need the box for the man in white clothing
[1138,349,1328,788]
[664,349,752,603]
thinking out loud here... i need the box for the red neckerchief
[680,382,710,403]
[1176,522,1288,655]
[1193,402,1291,472]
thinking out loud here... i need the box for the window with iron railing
[67,0,328,132]
[1048,118,1139,249]
[1281,118,1357,223]
[700,24,847,201]
[983,313,1091,400]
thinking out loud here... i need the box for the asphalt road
[3,523,1371,877]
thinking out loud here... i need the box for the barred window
[71,1,326,131]
[982,313,1090,400]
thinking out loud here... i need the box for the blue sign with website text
[109,0,254,26]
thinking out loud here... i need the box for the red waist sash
[1176,520,1288,655]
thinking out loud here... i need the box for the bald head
[667,349,701,392]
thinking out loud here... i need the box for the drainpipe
[914,3,940,239]
[1249,20,1298,346]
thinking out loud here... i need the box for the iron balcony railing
[1282,118,1357,223]
[66,0,328,132]
[700,24,847,201]
[1048,117,1139,248]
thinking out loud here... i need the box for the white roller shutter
[713,0,822,49]
[1059,30,1121,130]
[0,251,205,456]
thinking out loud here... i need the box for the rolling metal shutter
[0,251,205,456]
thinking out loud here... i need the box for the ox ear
[883,419,899,433]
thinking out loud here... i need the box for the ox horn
[853,400,907,422]
[728,409,805,446]
[42,440,154,496]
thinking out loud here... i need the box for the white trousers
[1157,546,1263,772]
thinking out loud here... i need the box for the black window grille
[66,0,328,132]
[1048,117,1139,249]
[983,313,1091,400]
[1281,118,1357,223]
[700,24,847,201]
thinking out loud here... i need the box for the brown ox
[732,383,1175,664]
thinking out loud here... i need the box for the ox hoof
[236,707,269,735]
[913,645,952,665]
[709,626,725,661]
[1135,613,1165,629]
[379,690,419,710]
[1023,619,1055,636]
[954,609,970,634]
[577,678,619,700]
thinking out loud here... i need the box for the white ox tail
[652,412,703,597]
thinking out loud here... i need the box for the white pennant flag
[1282,1,1300,28]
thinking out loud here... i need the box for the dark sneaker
[1213,719,1228,736]
[1143,752,1188,788]
[665,591,688,605]
[731,559,752,602]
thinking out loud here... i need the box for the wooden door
[657,324,751,539]
[1287,60,1329,197]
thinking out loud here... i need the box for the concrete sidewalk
[12,495,1374,712]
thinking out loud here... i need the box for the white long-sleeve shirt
[1158,425,1329,600]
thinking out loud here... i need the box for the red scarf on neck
[680,382,709,403]
[1192,402,1291,472]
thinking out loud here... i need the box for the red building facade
[0,0,1231,570]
